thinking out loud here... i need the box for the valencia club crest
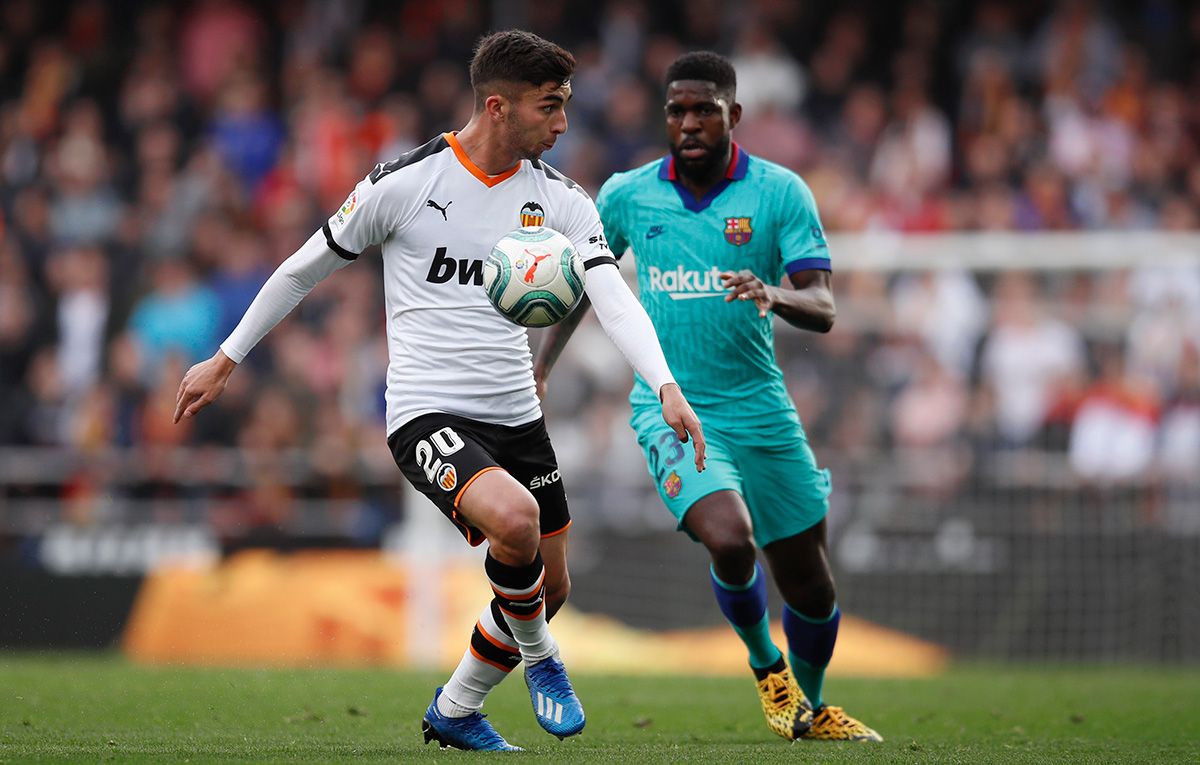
[521,201,545,227]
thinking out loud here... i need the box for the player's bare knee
[814,579,837,616]
[782,573,836,619]
[486,496,541,562]
[707,534,757,579]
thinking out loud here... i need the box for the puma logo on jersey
[426,199,452,220]
[425,247,484,285]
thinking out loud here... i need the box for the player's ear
[729,101,742,130]
[484,93,508,123]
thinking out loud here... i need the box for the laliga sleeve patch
[330,191,358,230]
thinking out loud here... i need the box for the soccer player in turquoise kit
[535,51,880,742]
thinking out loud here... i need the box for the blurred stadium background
[1,0,1198,675]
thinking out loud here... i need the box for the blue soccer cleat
[420,687,522,752]
[524,655,585,738]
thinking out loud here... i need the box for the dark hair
[470,30,575,103]
[665,51,737,99]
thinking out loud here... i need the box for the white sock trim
[437,688,476,718]
[479,608,519,653]
[440,643,511,717]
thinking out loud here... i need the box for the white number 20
[414,427,465,483]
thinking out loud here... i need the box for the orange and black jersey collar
[444,131,522,187]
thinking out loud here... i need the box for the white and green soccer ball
[483,226,586,327]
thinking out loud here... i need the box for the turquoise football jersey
[597,145,831,426]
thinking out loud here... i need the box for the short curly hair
[665,51,737,99]
[470,31,575,105]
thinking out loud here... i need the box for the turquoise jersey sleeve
[596,176,630,260]
[778,173,831,275]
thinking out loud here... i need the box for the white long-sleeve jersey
[222,132,674,436]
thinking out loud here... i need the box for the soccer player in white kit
[173,31,705,752]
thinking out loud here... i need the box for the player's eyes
[665,106,715,119]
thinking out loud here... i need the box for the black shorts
[388,413,571,547]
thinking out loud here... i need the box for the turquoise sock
[788,653,826,710]
[734,613,783,670]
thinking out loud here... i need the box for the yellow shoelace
[758,673,794,712]
[819,706,862,731]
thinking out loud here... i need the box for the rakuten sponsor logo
[647,266,726,300]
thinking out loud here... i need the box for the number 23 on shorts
[648,430,687,483]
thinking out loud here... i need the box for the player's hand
[720,269,777,318]
[658,383,707,472]
[174,350,237,423]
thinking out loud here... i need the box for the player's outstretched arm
[582,263,706,472]
[172,229,354,424]
[532,294,592,400]
[720,268,835,332]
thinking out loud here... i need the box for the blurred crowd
[1,0,1198,541]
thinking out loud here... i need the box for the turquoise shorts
[629,407,832,548]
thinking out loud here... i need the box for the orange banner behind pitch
[123,550,410,666]
[123,550,947,676]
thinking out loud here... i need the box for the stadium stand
[1,0,1198,660]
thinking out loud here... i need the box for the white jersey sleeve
[585,261,675,396]
[221,159,422,364]
[531,160,617,270]
[322,160,419,258]
[537,175,674,394]
[559,187,616,268]
[220,230,353,363]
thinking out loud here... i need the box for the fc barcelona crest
[520,201,545,227]
[663,470,682,499]
[724,216,753,246]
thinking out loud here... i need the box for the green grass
[1,654,1198,763]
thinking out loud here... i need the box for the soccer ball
[483,226,586,327]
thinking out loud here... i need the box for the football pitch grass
[1,654,1197,763]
